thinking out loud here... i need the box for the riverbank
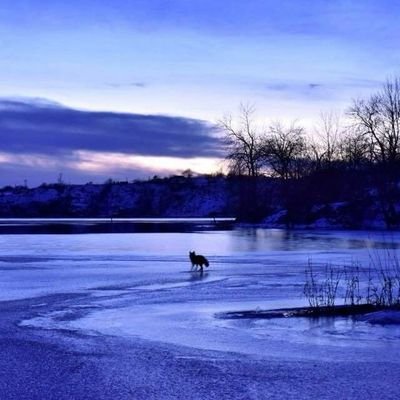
[1,174,399,229]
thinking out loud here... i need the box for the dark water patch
[0,218,236,234]
[0,256,53,263]
[51,309,97,322]
[216,304,397,320]
[0,265,49,271]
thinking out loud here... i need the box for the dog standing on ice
[189,251,209,272]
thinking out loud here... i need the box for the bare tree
[219,104,263,177]
[340,126,372,168]
[310,111,342,170]
[349,77,400,164]
[349,77,400,227]
[262,121,307,179]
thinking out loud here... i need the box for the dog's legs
[191,263,199,271]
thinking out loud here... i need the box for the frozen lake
[1,227,400,365]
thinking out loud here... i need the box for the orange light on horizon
[0,150,225,178]
[72,150,224,175]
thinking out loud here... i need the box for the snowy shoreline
[1,175,398,230]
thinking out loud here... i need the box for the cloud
[265,81,323,92]
[261,77,385,103]
[0,98,224,186]
[262,81,326,100]
[105,82,147,89]
[0,98,223,158]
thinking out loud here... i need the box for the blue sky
[0,0,399,186]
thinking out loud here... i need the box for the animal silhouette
[189,251,209,272]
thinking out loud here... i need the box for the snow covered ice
[1,227,400,399]
[1,228,399,359]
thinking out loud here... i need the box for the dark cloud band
[0,98,223,158]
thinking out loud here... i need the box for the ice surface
[359,310,400,325]
[1,228,400,363]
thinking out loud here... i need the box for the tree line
[219,77,400,227]
[220,77,400,179]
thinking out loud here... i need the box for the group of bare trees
[220,77,400,179]
[350,78,400,165]
[219,77,400,226]
[220,105,309,179]
[220,105,264,177]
